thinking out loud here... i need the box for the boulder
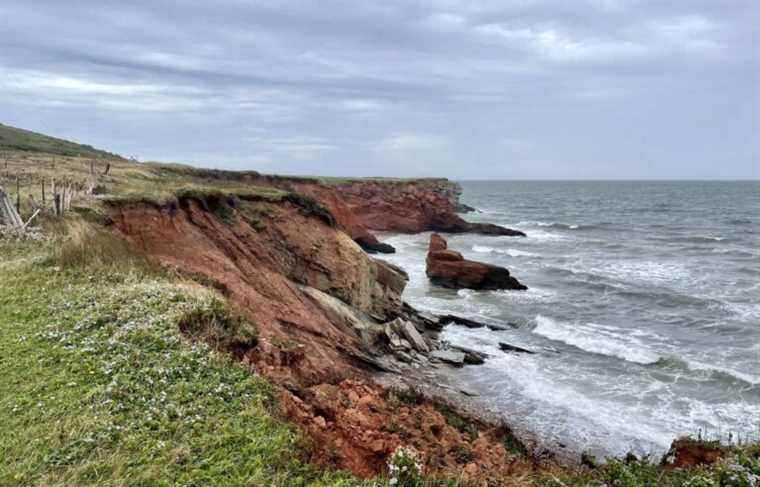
[383,323,406,351]
[430,349,466,367]
[449,344,488,365]
[388,318,430,353]
[425,234,528,291]
[498,342,535,354]
[456,203,477,213]
[485,323,512,332]
[355,236,395,254]
[439,314,488,329]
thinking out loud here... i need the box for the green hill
[0,123,122,159]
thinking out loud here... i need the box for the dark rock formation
[355,236,395,254]
[449,344,489,365]
[425,234,528,291]
[431,349,466,367]
[431,221,526,237]
[439,314,488,329]
[498,342,535,354]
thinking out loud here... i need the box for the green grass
[0,233,361,486]
[0,123,121,159]
[540,446,760,487]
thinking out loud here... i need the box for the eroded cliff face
[109,196,401,383]
[253,176,525,253]
[107,194,530,479]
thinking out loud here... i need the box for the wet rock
[384,323,406,351]
[431,349,466,367]
[485,323,512,331]
[456,203,477,213]
[388,318,430,353]
[498,342,535,354]
[394,350,414,363]
[355,236,395,254]
[439,314,487,329]
[581,451,599,469]
[426,234,528,291]
[449,344,488,365]
[417,312,443,331]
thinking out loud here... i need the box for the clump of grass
[69,205,111,225]
[48,219,157,273]
[452,445,475,464]
[390,387,425,406]
[434,404,478,442]
[497,425,529,456]
[178,298,258,354]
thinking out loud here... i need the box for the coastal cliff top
[0,122,458,211]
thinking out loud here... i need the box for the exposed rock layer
[254,176,525,252]
[426,233,528,290]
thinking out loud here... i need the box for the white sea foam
[473,353,677,453]
[724,302,760,321]
[685,360,760,386]
[523,229,565,242]
[516,220,582,230]
[583,261,691,285]
[471,245,537,257]
[532,315,660,364]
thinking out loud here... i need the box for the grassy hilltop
[0,123,122,160]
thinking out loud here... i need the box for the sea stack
[425,233,527,291]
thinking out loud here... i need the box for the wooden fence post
[0,186,24,228]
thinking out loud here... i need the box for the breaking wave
[532,315,660,365]
[516,220,593,230]
[471,245,537,257]
[652,357,760,387]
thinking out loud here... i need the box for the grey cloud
[0,0,757,179]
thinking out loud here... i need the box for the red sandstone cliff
[106,192,530,478]
[253,176,525,253]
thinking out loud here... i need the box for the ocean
[381,180,760,458]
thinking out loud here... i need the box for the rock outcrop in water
[426,234,528,290]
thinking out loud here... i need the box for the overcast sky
[1,1,758,179]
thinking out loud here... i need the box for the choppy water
[381,181,760,458]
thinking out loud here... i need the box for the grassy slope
[0,123,121,159]
[0,234,358,486]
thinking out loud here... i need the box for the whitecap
[685,360,760,386]
[471,245,537,257]
[532,315,660,365]
[524,229,565,242]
